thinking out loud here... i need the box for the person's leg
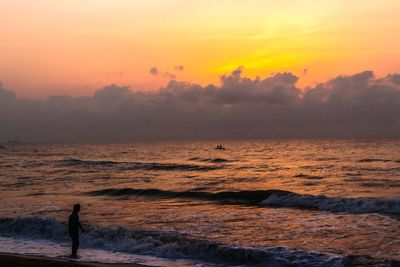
[71,235,79,258]
[69,233,74,257]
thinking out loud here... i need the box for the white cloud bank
[1,69,400,143]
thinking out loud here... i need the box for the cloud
[149,67,159,76]
[0,82,16,103]
[150,66,181,80]
[1,69,400,142]
[174,65,184,72]
[163,72,176,80]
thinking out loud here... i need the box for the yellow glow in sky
[1,0,400,98]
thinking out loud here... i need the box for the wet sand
[0,253,151,267]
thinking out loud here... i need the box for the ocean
[0,140,399,266]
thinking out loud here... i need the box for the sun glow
[1,0,400,97]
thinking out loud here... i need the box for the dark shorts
[69,232,79,241]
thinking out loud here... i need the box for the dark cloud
[1,69,400,143]
[149,67,159,76]
[174,65,184,72]
[0,82,16,103]
[150,66,181,80]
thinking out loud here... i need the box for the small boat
[215,145,225,150]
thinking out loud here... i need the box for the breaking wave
[0,217,345,267]
[58,158,221,171]
[261,193,400,215]
[88,188,400,215]
[87,188,291,205]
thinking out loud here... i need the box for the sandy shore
[0,253,151,267]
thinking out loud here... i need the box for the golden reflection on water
[1,140,400,260]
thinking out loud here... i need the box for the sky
[1,0,400,98]
[1,1,400,142]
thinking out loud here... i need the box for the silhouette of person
[68,203,84,258]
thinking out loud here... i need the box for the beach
[2,252,400,267]
[0,253,149,267]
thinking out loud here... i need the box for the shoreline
[0,253,151,267]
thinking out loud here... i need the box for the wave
[88,188,291,205]
[0,217,345,267]
[294,174,324,180]
[59,158,221,171]
[261,193,400,215]
[315,157,338,161]
[201,158,232,163]
[189,157,233,163]
[87,188,400,215]
[358,159,392,163]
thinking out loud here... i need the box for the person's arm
[79,221,85,233]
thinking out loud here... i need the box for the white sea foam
[0,236,195,266]
[88,187,400,215]
[0,217,345,267]
[261,193,400,214]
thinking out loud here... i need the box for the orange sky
[1,0,400,98]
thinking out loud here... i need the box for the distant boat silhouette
[215,145,225,150]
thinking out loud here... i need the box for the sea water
[0,140,399,266]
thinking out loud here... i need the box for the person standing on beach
[68,203,84,258]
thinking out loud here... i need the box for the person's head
[73,203,80,213]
